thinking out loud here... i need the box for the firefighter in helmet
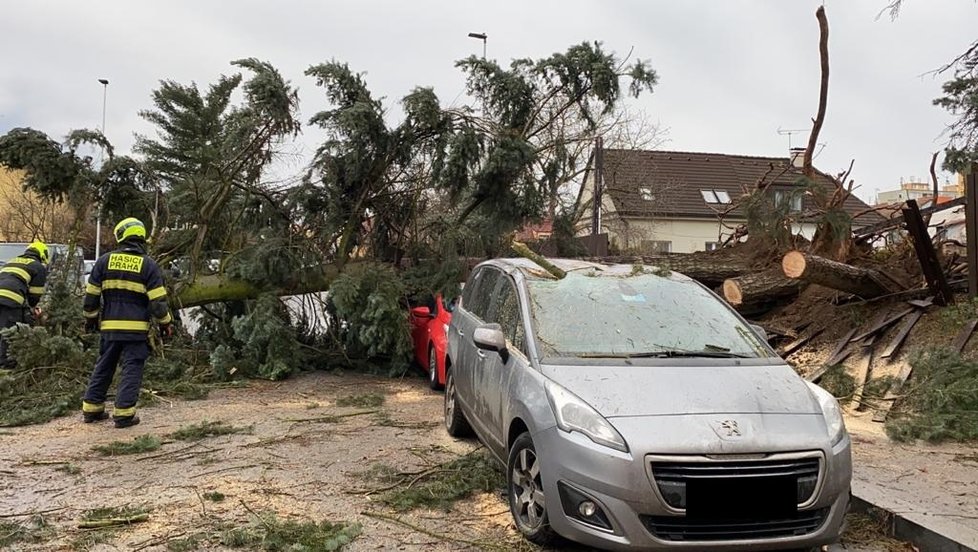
[82,218,172,428]
[0,241,49,367]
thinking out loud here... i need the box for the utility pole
[95,78,109,260]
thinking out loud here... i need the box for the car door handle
[476,350,486,359]
[457,329,464,337]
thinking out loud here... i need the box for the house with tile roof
[576,148,884,254]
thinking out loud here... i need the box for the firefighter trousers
[83,337,149,415]
[0,307,27,368]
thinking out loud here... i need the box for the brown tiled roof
[601,149,885,225]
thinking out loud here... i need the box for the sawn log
[722,268,805,308]
[781,251,898,299]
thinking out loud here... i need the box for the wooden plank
[906,297,934,309]
[879,311,923,360]
[824,328,858,367]
[777,327,824,358]
[852,308,914,343]
[872,361,914,423]
[850,346,874,411]
[903,199,955,306]
[952,319,978,353]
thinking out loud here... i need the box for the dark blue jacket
[0,249,47,309]
[83,239,172,341]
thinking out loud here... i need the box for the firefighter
[0,241,49,368]
[82,218,172,428]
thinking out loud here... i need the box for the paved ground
[0,371,916,551]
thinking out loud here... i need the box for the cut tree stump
[722,268,805,309]
[782,251,898,298]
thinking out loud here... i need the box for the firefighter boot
[113,415,140,429]
[83,411,109,423]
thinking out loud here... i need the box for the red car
[409,293,455,390]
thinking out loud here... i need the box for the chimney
[789,147,806,169]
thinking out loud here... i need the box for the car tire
[508,432,559,547]
[428,345,443,390]
[444,367,472,437]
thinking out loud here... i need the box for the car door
[452,267,500,419]
[475,275,527,455]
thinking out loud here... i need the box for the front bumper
[533,419,852,551]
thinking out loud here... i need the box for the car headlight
[806,381,846,445]
[545,380,628,453]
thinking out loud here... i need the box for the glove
[84,318,99,333]
[160,324,174,341]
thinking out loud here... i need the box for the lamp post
[95,78,109,259]
[467,32,487,59]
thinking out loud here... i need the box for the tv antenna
[777,127,810,149]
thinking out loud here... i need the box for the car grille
[641,508,828,541]
[649,456,822,508]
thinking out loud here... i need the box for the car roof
[480,257,695,282]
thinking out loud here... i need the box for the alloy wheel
[511,447,546,529]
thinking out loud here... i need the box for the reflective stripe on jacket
[83,240,171,340]
[0,251,47,308]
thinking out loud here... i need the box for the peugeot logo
[711,419,743,439]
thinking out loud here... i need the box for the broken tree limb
[512,241,566,279]
[803,5,830,179]
[782,251,898,298]
[722,268,805,309]
[78,514,149,529]
[173,263,342,309]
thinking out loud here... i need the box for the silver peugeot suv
[444,258,850,551]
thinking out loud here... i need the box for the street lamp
[95,78,109,259]
[467,32,487,59]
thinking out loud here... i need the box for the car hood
[540,362,820,417]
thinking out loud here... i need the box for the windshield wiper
[576,350,750,359]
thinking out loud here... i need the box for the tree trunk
[592,252,756,287]
[174,263,343,309]
[722,268,805,308]
[781,250,897,298]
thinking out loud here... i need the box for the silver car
[444,258,850,551]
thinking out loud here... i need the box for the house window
[705,242,720,251]
[639,187,654,201]
[642,240,672,253]
[700,190,732,204]
[774,190,803,212]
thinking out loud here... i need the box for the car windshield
[0,243,26,264]
[526,269,773,359]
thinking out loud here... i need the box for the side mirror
[749,324,769,342]
[473,323,507,354]
[411,306,433,319]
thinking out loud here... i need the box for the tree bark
[722,268,805,308]
[592,252,756,287]
[781,250,897,298]
[803,6,829,179]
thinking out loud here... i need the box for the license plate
[686,476,796,520]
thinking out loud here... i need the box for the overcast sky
[1,0,975,204]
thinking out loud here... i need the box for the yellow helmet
[28,241,49,264]
[114,217,147,243]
